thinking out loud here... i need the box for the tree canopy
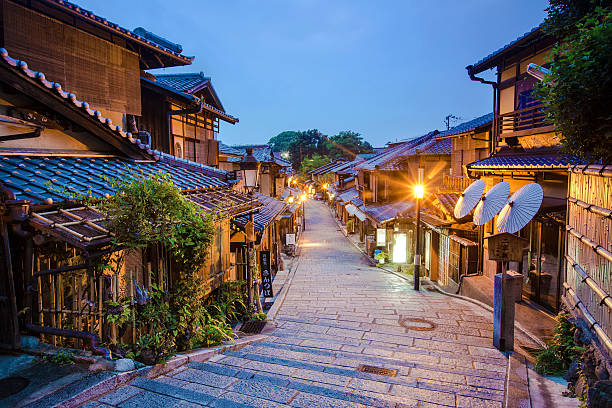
[536,0,612,163]
[268,129,374,173]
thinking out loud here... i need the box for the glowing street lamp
[414,168,424,291]
[287,194,295,204]
[414,184,424,199]
[323,183,329,190]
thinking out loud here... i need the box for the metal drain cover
[357,364,397,377]
[240,320,267,334]
[0,376,29,399]
[399,317,437,331]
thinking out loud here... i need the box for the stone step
[128,375,291,408]
[247,341,507,387]
[266,330,507,373]
[183,361,417,408]
[206,350,504,404]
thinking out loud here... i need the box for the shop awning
[450,235,478,247]
[29,206,112,249]
[345,203,366,221]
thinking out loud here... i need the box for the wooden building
[0,4,259,351]
[465,26,579,313]
[138,73,238,167]
[0,0,192,128]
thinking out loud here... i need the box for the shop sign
[376,228,386,246]
[485,232,528,262]
[286,233,296,245]
[260,250,273,298]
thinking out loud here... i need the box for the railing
[497,103,550,137]
[442,175,472,192]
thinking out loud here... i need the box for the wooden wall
[2,0,141,115]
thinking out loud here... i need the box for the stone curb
[267,242,303,323]
[46,334,269,408]
[328,205,377,266]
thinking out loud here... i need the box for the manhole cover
[240,320,267,334]
[0,377,29,399]
[357,364,397,377]
[398,317,437,331]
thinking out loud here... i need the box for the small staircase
[90,320,508,408]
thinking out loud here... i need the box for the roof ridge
[43,0,193,64]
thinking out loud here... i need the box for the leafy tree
[299,153,331,174]
[325,131,373,160]
[288,129,326,169]
[268,131,298,154]
[536,1,612,162]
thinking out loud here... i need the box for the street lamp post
[240,148,260,310]
[413,169,424,291]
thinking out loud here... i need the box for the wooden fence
[564,165,612,354]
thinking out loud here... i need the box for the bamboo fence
[565,165,612,352]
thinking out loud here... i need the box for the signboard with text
[286,233,296,245]
[485,232,528,262]
[376,228,386,246]
[260,250,273,298]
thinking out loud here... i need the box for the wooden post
[486,233,528,352]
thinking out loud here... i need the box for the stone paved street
[83,200,510,408]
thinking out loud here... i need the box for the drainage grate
[240,320,267,334]
[0,377,29,399]
[357,364,397,377]
[398,317,437,331]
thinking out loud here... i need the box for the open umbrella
[496,183,543,233]
[473,182,510,226]
[454,179,485,219]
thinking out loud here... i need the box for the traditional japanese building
[464,26,579,314]
[138,72,238,167]
[0,0,259,351]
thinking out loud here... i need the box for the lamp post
[299,193,307,231]
[240,148,261,310]
[413,169,424,291]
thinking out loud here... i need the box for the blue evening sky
[77,0,548,147]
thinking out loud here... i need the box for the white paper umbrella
[496,183,543,233]
[473,182,511,226]
[454,179,485,219]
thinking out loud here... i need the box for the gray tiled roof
[219,142,244,156]
[155,72,210,93]
[435,113,493,138]
[467,148,583,170]
[470,25,543,73]
[141,77,238,123]
[0,155,229,204]
[232,192,286,236]
[232,145,292,167]
[364,201,414,224]
[355,131,438,171]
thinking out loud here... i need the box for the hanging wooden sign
[260,250,273,298]
[485,232,528,262]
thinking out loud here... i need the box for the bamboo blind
[3,1,141,115]
[566,168,612,341]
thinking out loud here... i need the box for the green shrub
[535,312,584,375]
